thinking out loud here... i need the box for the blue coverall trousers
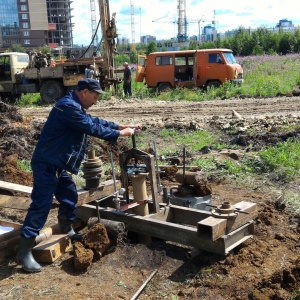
[21,161,78,238]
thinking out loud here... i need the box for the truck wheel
[157,83,172,93]
[206,80,221,89]
[40,80,64,103]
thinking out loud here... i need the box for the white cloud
[72,0,300,46]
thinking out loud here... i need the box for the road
[20,96,300,128]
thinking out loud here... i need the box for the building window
[22,14,28,20]
[23,31,29,36]
[22,23,29,29]
[24,40,30,44]
[21,5,27,11]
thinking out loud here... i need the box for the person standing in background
[123,62,132,97]
[85,65,95,78]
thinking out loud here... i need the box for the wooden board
[0,220,22,262]
[0,195,32,210]
[0,179,120,207]
[32,234,72,263]
[0,180,32,195]
[0,220,22,243]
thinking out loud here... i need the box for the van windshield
[223,52,237,64]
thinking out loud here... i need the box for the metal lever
[153,140,163,193]
[132,133,137,149]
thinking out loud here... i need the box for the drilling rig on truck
[0,0,120,103]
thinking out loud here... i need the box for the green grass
[17,159,32,172]
[245,139,300,181]
[131,54,300,100]
[154,128,216,156]
[7,53,300,104]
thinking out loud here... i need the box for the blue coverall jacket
[32,90,120,174]
[22,90,121,238]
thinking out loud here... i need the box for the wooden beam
[0,180,32,195]
[32,234,72,263]
[0,220,22,243]
[0,179,119,207]
[0,195,32,210]
[77,179,120,206]
[0,220,22,262]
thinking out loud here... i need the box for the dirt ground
[0,95,300,300]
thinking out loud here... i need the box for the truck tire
[157,82,172,93]
[206,80,221,89]
[40,80,64,103]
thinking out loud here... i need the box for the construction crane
[177,0,187,42]
[130,0,136,48]
[190,11,218,44]
[152,0,188,43]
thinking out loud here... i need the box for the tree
[8,44,26,53]
[146,41,158,55]
[130,50,137,64]
[189,41,198,50]
[278,32,294,54]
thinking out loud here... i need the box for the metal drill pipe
[182,146,186,185]
[153,140,162,193]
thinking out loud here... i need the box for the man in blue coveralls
[16,78,142,273]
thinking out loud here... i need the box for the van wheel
[206,80,221,89]
[157,83,171,93]
[40,80,64,103]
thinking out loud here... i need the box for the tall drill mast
[90,0,99,47]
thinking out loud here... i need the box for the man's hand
[119,127,135,136]
[119,124,142,136]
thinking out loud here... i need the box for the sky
[72,0,300,46]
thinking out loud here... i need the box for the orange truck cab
[136,49,243,92]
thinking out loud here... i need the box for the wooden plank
[0,220,22,243]
[77,179,120,206]
[0,180,32,195]
[0,179,119,207]
[0,236,20,262]
[197,201,257,241]
[0,195,31,210]
[32,234,72,263]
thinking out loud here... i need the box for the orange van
[136,48,243,92]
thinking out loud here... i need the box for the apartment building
[0,0,73,50]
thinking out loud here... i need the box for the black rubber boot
[16,237,42,273]
[58,218,83,241]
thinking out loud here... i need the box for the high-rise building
[0,0,73,50]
